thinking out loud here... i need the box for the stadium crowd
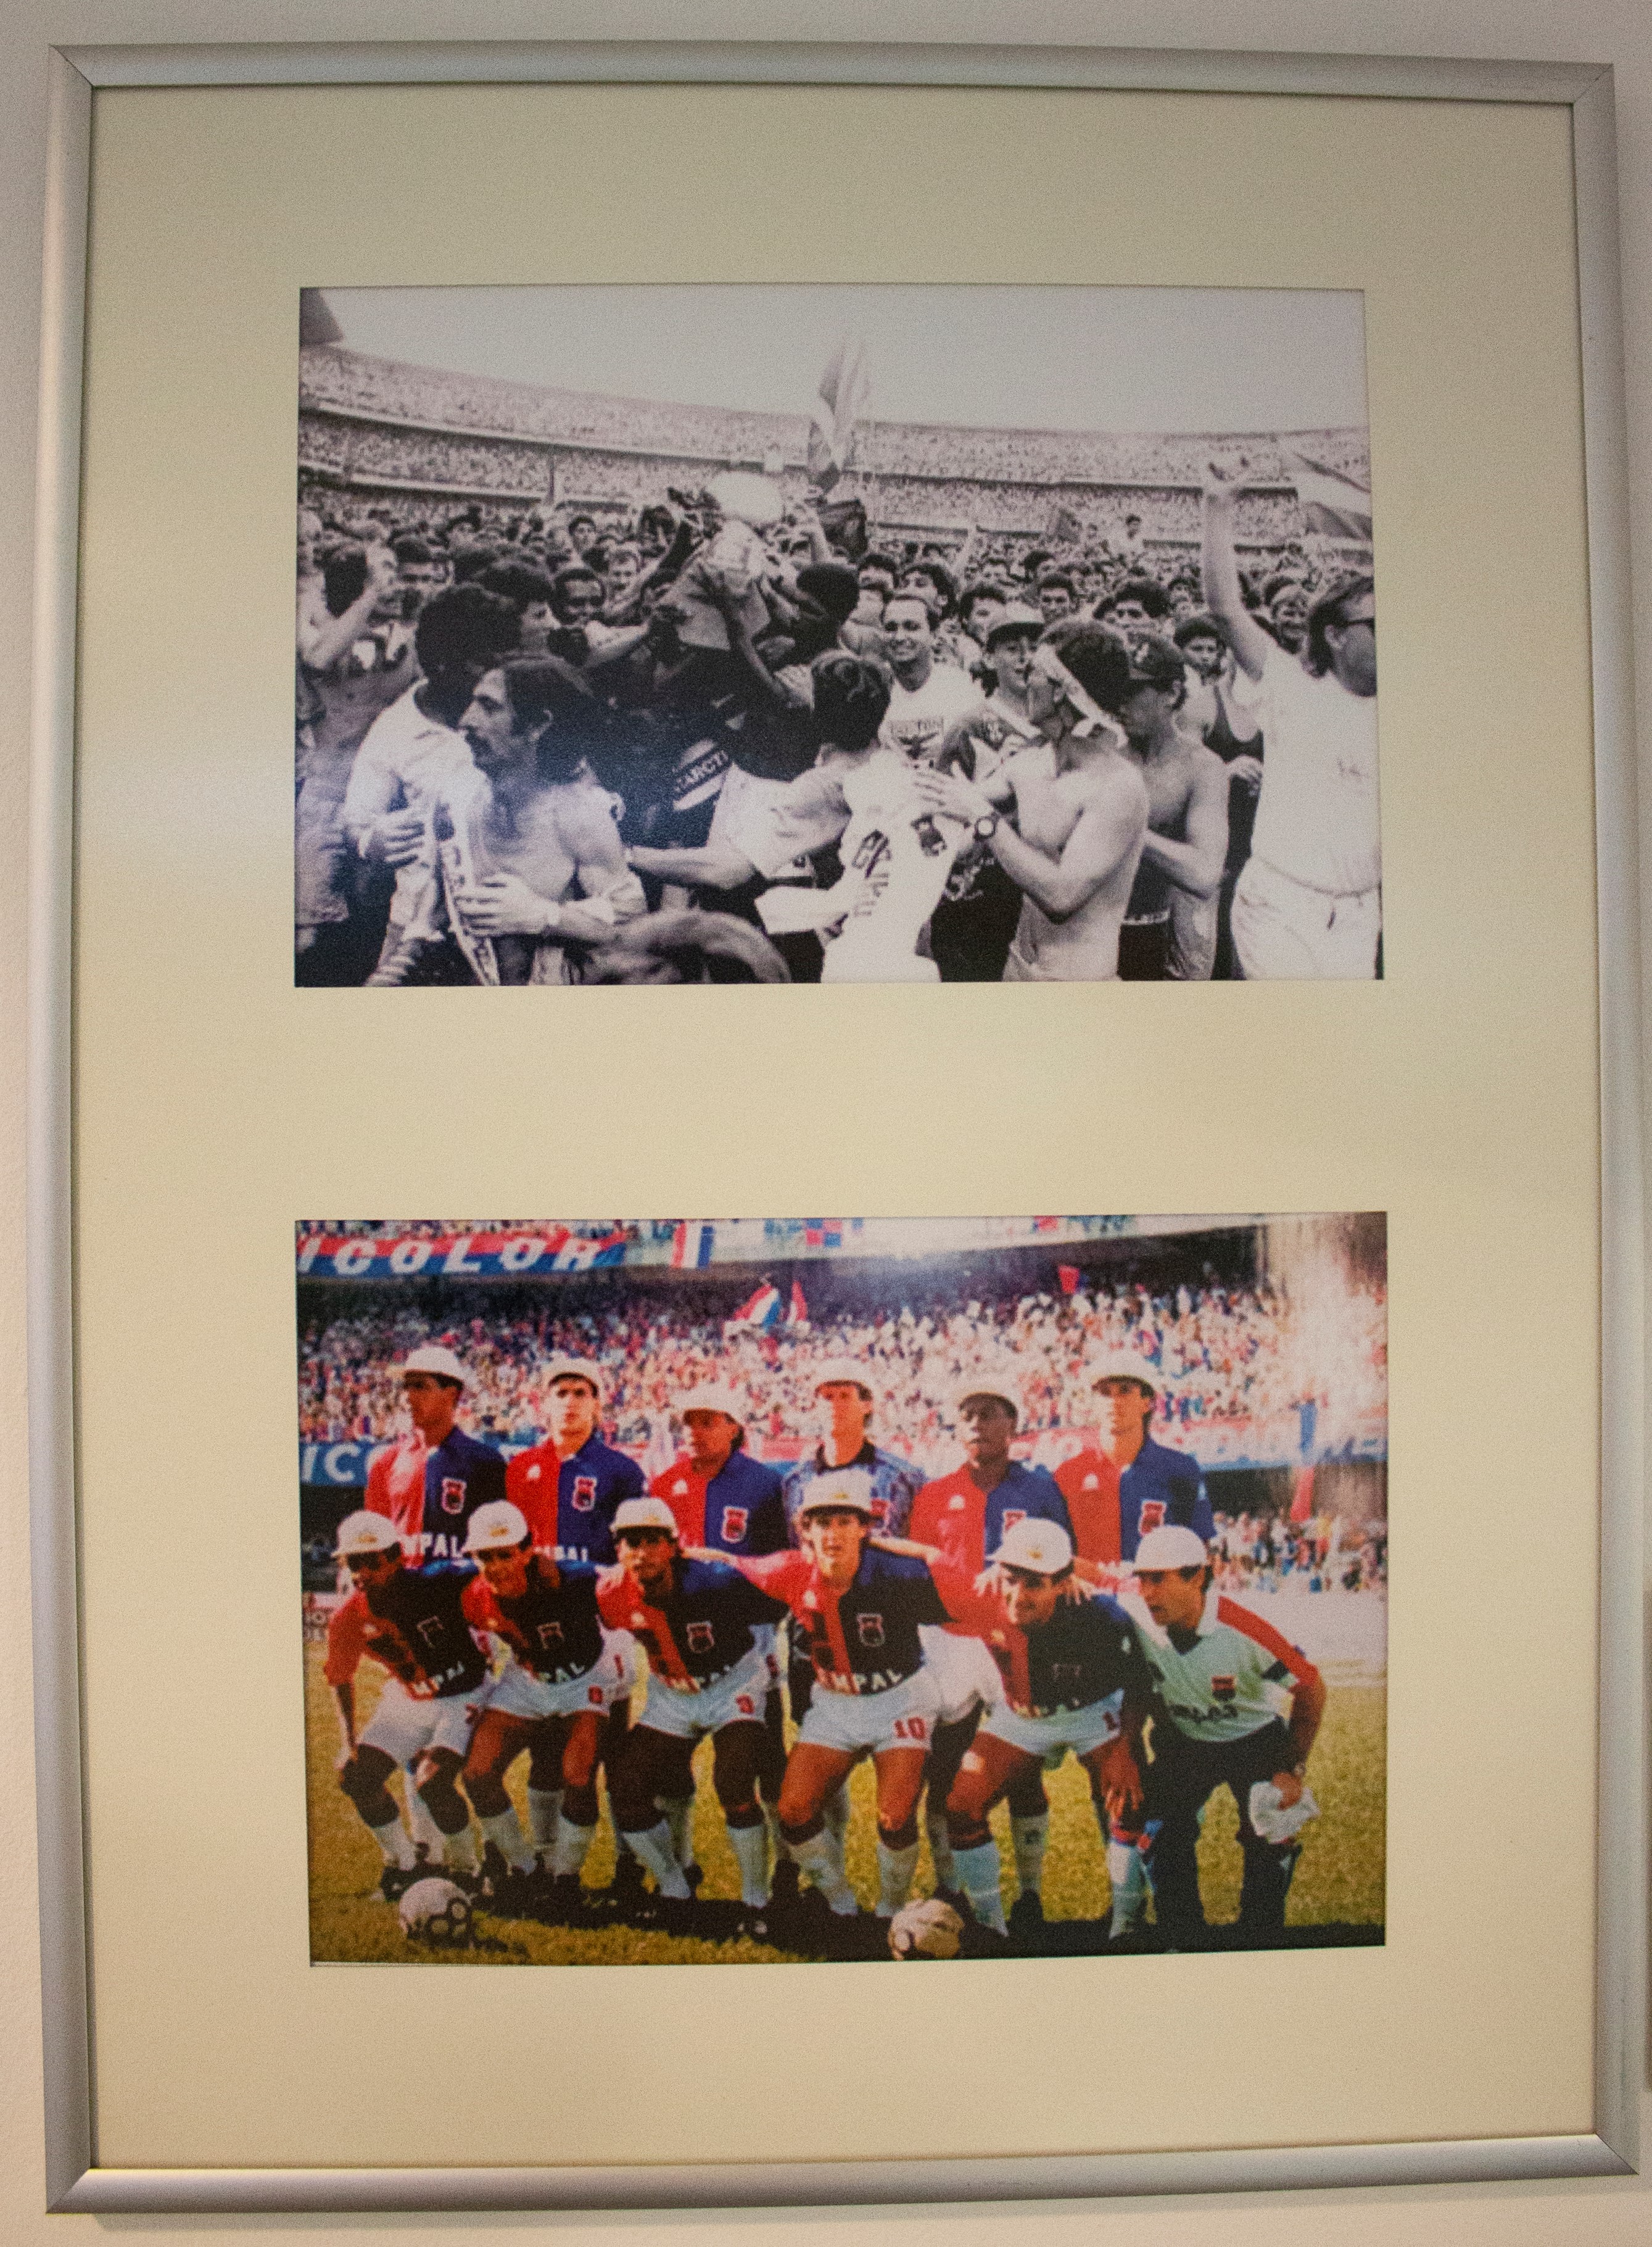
[297,1266,1389,1478]
[296,347,1377,988]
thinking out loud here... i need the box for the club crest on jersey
[719,1507,748,1543]
[1081,1473,1099,1491]
[1002,1510,1026,1534]
[535,1620,565,1648]
[1138,1499,1167,1534]
[571,1475,597,1513]
[672,1479,688,1496]
[1211,1673,1237,1701]
[856,1612,885,1648]
[439,1477,467,1515]
[686,1620,715,1653]
[870,1497,890,1526]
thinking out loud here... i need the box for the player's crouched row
[326,1479,1326,1954]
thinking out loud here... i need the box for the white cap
[612,1496,682,1540]
[811,1356,876,1402]
[462,1500,531,1555]
[954,1368,1022,1420]
[1133,1525,1208,1572]
[679,1383,746,1427]
[335,1509,402,1559]
[798,1467,876,1518]
[399,1344,467,1387]
[1089,1353,1158,1396]
[993,1517,1075,1576]
[543,1355,603,1399]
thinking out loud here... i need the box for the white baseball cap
[1133,1525,1208,1572]
[993,1518,1075,1576]
[463,1500,532,1555]
[954,1368,1022,1420]
[1089,1353,1158,1396]
[400,1344,467,1387]
[335,1509,402,1559]
[679,1383,746,1428]
[811,1357,876,1402]
[798,1467,876,1518]
[543,1355,603,1400]
[612,1496,682,1540]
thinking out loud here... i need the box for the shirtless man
[1109,635,1229,982]
[442,656,646,983]
[911,623,1149,982]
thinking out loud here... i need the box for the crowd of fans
[295,1267,1389,1480]
[295,342,1374,988]
[1209,1510,1388,1595]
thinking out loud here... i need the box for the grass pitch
[304,1642,1384,1965]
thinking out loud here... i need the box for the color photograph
[295,285,1379,988]
[297,1211,1387,1964]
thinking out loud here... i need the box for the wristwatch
[973,811,1000,842]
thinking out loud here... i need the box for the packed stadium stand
[297,344,1367,561]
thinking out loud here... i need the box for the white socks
[478,1808,535,1874]
[526,1786,563,1860]
[1108,1835,1148,1934]
[788,1829,859,1915]
[366,1810,416,1869]
[875,1839,920,1918]
[729,1821,770,1907]
[625,1819,692,1900]
[551,1819,596,1882]
[954,1840,1008,1935]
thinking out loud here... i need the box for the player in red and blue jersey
[324,1510,490,1892]
[882,1516,1152,1939]
[648,1382,790,1871]
[506,1356,646,1565]
[506,1355,648,1905]
[1053,1356,1217,1932]
[363,1344,508,1565]
[457,1501,632,1920]
[907,1374,1074,1919]
[1054,1355,1215,1565]
[708,1468,952,1927]
[599,1497,790,1924]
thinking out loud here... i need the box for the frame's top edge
[53,39,1609,106]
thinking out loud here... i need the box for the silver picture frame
[28,35,1643,2215]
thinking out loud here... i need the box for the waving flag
[1276,444,1373,544]
[728,1281,782,1332]
[807,337,870,491]
[671,1220,716,1270]
[787,1278,810,1328]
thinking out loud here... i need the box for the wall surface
[3,1,1649,2243]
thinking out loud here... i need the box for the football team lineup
[299,1213,1387,1964]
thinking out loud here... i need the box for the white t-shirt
[1232,643,1380,896]
[341,685,477,935]
[878,663,983,763]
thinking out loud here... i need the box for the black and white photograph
[295,285,1378,988]
[297,1211,1387,1966]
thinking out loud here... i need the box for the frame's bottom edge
[49,2135,1633,2214]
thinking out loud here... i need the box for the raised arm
[1138,746,1230,902]
[1200,464,1276,684]
[298,545,400,673]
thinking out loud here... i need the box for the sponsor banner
[296,1228,627,1281]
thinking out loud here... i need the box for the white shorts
[919,1628,1003,1724]
[798,1666,940,1757]
[981,1689,1126,1763]
[488,1634,634,1722]
[639,1642,774,1741]
[360,1682,478,1765]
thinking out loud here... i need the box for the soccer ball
[397,1876,474,1946]
[887,1897,965,1961]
